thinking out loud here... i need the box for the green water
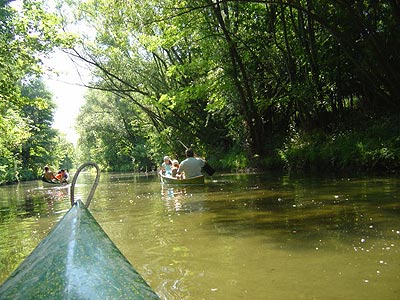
[0,173,399,299]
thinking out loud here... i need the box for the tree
[0,0,75,183]
[64,0,400,171]
[19,78,74,179]
[76,89,156,171]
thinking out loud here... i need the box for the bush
[280,115,400,172]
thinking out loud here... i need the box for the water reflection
[0,185,69,220]
[161,187,188,212]
[25,186,69,216]
[1,174,400,300]
[0,182,71,283]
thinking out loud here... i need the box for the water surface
[0,173,399,299]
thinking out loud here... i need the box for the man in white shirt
[177,148,205,179]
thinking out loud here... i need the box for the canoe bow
[0,162,160,300]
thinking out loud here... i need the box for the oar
[202,162,215,176]
[178,140,188,150]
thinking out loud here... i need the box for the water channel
[0,172,399,299]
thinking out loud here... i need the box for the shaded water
[0,172,399,299]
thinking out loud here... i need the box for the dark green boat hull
[0,200,159,300]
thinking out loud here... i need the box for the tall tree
[64,0,400,170]
[76,89,155,171]
[20,79,74,179]
[0,0,74,183]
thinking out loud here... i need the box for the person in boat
[171,160,180,177]
[43,166,56,182]
[161,156,173,176]
[64,169,70,181]
[177,148,205,179]
[55,169,67,182]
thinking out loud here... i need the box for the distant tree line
[0,0,74,184]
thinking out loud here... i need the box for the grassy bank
[277,114,400,173]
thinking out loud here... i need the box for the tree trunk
[208,0,265,156]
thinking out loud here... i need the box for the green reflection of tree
[192,175,400,251]
[0,187,70,283]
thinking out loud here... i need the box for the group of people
[43,166,69,183]
[161,157,180,177]
[161,148,206,179]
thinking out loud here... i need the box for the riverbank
[1,113,398,187]
[276,114,400,173]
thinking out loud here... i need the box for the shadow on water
[159,173,400,251]
[109,172,158,182]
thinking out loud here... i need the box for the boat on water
[159,171,205,185]
[0,162,160,300]
[41,177,69,187]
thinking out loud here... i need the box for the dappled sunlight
[1,173,399,299]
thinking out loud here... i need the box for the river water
[0,172,399,300]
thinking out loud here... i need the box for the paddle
[178,140,215,176]
[202,162,215,176]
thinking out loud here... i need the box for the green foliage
[0,108,31,184]
[0,78,74,183]
[219,148,249,172]
[67,0,400,173]
[1,0,74,106]
[76,90,156,172]
[0,0,75,184]
[280,115,400,172]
